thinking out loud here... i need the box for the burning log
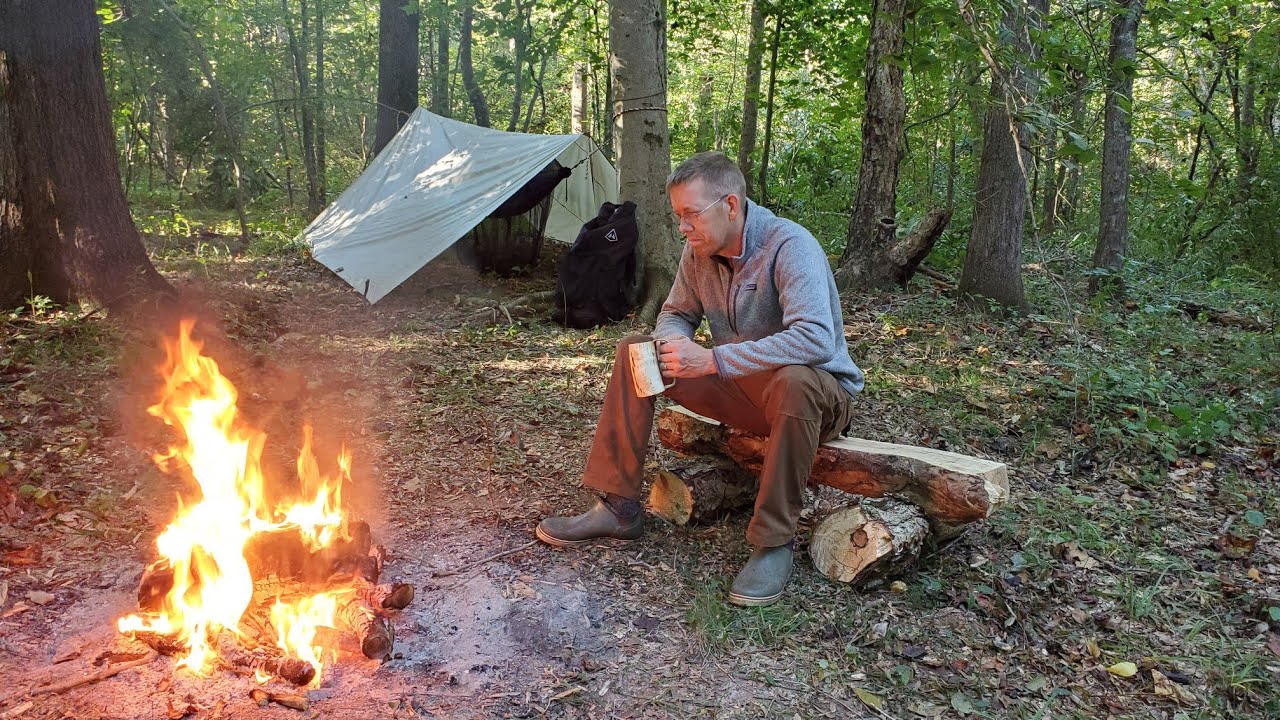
[354,576,415,612]
[138,520,376,609]
[215,632,316,686]
[137,560,175,612]
[356,544,389,583]
[126,630,186,657]
[809,497,930,586]
[335,594,393,660]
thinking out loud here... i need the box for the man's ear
[726,193,743,220]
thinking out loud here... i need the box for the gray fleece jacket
[653,200,864,398]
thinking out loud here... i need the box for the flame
[118,319,351,682]
[271,591,344,680]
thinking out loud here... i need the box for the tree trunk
[835,0,908,291]
[158,0,251,238]
[1061,66,1087,223]
[758,12,783,206]
[693,74,715,153]
[374,0,419,154]
[957,0,1042,314]
[507,3,527,132]
[459,0,489,127]
[432,1,450,117]
[0,0,171,311]
[571,63,587,133]
[283,0,320,215]
[737,0,765,198]
[1089,0,1144,296]
[314,0,326,209]
[611,0,681,323]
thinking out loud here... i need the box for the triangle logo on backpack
[605,229,619,243]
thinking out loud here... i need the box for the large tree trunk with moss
[1089,0,1144,296]
[958,0,1043,314]
[611,0,681,323]
[374,0,420,154]
[0,0,171,311]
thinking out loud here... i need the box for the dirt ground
[1,243,1277,719]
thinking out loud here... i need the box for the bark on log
[335,594,393,659]
[646,457,758,525]
[353,576,415,612]
[810,497,929,586]
[214,631,315,686]
[656,405,1009,528]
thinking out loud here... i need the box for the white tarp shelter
[304,108,617,303]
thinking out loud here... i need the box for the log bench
[647,405,1010,586]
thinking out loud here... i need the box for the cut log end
[809,498,930,587]
[646,458,759,526]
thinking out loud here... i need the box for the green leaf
[1244,510,1266,527]
[1269,607,1280,622]
[951,692,975,715]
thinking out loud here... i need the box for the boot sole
[727,589,784,607]
[535,524,638,549]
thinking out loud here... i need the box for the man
[536,152,863,606]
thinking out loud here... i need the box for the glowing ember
[118,319,352,683]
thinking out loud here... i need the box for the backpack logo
[605,229,619,243]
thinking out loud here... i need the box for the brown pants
[582,335,856,547]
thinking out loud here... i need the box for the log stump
[647,457,758,525]
[810,497,930,586]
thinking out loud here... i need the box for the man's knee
[764,366,825,419]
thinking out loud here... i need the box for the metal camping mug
[628,339,675,397]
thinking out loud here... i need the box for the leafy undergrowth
[0,228,1276,719]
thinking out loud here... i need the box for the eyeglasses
[673,194,729,226]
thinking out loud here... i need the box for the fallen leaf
[550,687,583,701]
[854,688,883,710]
[1152,669,1198,705]
[950,692,975,715]
[1267,634,1280,659]
[1059,541,1100,569]
[1107,661,1138,678]
[1,602,29,618]
[26,590,53,605]
[890,580,907,593]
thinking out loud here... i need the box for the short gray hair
[666,152,747,201]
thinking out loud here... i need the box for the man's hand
[656,336,717,379]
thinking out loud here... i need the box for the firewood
[249,688,308,711]
[809,497,930,586]
[137,559,175,612]
[356,544,389,584]
[335,594,393,659]
[214,631,315,686]
[646,457,758,525]
[127,630,186,656]
[656,405,1009,528]
[137,520,376,606]
[353,576,415,612]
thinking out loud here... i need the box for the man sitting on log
[536,152,864,607]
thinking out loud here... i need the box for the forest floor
[1,230,1278,719]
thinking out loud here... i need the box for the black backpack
[552,201,639,329]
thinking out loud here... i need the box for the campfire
[116,319,412,690]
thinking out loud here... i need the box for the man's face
[669,179,737,258]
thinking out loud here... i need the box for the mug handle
[654,338,676,389]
